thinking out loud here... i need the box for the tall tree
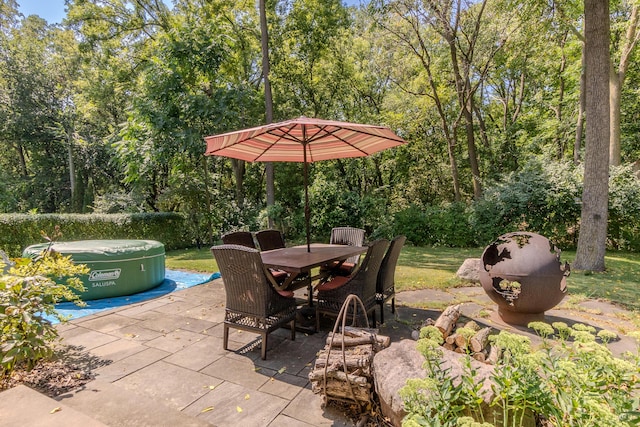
[573,0,610,271]
[609,2,640,166]
[259,0,275,227]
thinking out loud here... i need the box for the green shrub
[307,173,365,240]
[469,161,582,248]
[392,202,475,247]
[0,240,88,380]
[608,164,640,251]
[401,323,640,426]
[0,213,190,256]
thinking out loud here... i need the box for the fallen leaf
[254,367,261,372]
[236,406,243,413]
[244,394,250,400]
[50,407,62,414]
[278,367,286,374]
[201,406,214,413]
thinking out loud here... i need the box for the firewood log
[326,335,390,349]
[472,351,487,362]
[445,333,458,345]
[327,328,390,349]
[463,320,480,332]
[309,368,368,384]
[434,304,461,338]
[470,327,491,353]
[454,333,469,349]
[314,346,374,370]
[443,342,456,351]
[311,378,371,403]
[487,345,501,365]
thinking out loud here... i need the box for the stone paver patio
[1,277,637,426]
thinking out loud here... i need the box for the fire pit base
[492,309,545,327]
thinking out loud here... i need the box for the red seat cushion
[277,290,295,298]
[316,275,350,292]
[338,262,355,274]
[320,261,356,275]
[269,269,289,284]
[270,269,288,278]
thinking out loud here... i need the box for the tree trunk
[260,0,275,227]
[555,42,567,160]
[15,143,28,177]
[609,5,639,166]
[448,34,482,199]
[609,69,622,166]
[67,127,77,210]
[231,159,245,207]
[574,49,586,164]
[574,0,610,272]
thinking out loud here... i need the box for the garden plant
[401,323,640,427]
[0,231,88,382]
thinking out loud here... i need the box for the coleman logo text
[89,269,122,281]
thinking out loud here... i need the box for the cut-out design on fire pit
[479,231,570,325]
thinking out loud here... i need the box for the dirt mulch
[1,358,94,397]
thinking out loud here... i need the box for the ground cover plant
[401,323,640,427]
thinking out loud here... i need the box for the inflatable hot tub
[22,240,166,301]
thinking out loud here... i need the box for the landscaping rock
[373,340,426,426]
[456,258,482,282]
[373,339,496,427]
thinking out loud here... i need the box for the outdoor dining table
[260,243,367,305]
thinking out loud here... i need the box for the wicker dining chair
[376,235,406,324]
[255,229,286,251]
[210,244,296,360]
[324,226,366,275]
[315,239,389,331]
[221,231,256,249]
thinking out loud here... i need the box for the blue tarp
[46,269,220,324]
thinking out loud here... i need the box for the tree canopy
[1,0,640,267]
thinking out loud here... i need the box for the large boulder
[456,258,483,283]
[373,339,495,426]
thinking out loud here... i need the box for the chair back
[221,231,256,249]
[255,229,286,251]
[377,235,406,294]
[330,226,365,265]
[211,244,278,317]
[350,239,389,300]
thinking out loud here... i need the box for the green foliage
[0,243,88,379]
[307,172,365,240]
[608,164,640,250]
[401,323,640,427]
[0,213,190,256]
[392,202,475,247]
[470,160,582,248]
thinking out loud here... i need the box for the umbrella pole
[304,149,311,253]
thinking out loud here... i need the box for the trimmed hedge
[0,213,191,257]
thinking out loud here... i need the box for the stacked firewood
[309,326,391,406]
[432,304,500,364]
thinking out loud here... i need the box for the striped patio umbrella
[204,117,407,251]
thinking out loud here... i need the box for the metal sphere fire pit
[478,232,570,325]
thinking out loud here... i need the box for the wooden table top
[260,243,367,273]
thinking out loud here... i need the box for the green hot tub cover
[23,240,166,301]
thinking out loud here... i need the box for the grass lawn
[165,245,640,313]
